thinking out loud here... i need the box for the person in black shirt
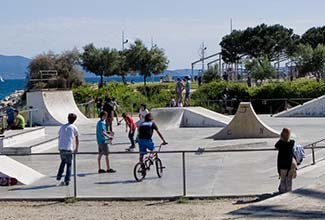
[102,97,114,133]
[138,113,167,163]
[275,128,297,193]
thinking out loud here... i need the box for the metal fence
[1,139,325,199]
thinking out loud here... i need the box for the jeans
[56,150,73,183]
[129,131,135,148]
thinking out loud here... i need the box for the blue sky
[1,0,324,69]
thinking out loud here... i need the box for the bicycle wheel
[134,162,146,182]
[155,158,164,178]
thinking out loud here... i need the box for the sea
[0,75,162,100]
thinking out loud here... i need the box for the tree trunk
[99,74,104,88]
[121,75,127,85]
[144,75,147,86]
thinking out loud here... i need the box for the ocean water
[0,76,162,100]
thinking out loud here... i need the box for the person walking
[95,98,103,117]
[122,113,137,151]
[96,111,116,173]
[175,78,184,107]
[275,128,297,193]
[56,113,79,186]
[111,97,120,125]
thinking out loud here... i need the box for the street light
[122,31,128,50]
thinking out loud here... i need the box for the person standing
[275,128,297,193]
[136,104,149,128]
[111,97,120,125]
[184,76,191,106]
[96,111,116,173]
[175,78,184,107]
[103,97,114,133]
[122,113,137,151]
[95,98,103,117]
[56,113,79,186]
[5,103,15,129]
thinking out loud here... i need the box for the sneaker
[125,146,135,152]
[57,181,66,187]
[98,169,106,174]
[65,182,70,186]
[106,168,116,173]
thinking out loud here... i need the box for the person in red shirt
[122,113,137,151]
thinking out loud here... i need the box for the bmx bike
[133,143,166,182]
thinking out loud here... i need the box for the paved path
[0,116,325,199]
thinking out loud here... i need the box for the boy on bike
[138,113,167,163]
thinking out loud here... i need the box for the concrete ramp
[275,95,325,117]
[0,156,44,185]
[151,108,184,130]
[151,107,230,130]
[211,102,280,140]
[27,90,89,126]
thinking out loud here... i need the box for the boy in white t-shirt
[56,113,79,186]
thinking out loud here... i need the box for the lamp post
[200,42,207,73]
[122,31,128,50]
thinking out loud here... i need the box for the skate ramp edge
[274,95,325,117]
[0,155,44,185]
[151,107,230,129]
[211,102,280,140]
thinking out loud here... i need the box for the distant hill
[0,54,200,79]
[0,55,31,79]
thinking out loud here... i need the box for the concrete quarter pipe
[27,90,89,126]
[275,95,325,117]
[211,102,280,140]
[151,107,231,130]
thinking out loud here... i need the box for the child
[122,113,137,151]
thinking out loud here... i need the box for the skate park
[1,90,325,205]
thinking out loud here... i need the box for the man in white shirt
[56,113,79,186]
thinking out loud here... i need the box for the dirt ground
[0,199,249,220]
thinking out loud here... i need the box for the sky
[0,0,325,69]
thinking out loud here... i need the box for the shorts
[98,142,109,155]
[138,139,155,155]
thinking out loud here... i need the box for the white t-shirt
[139,109,149,122]
[58,123,79,151]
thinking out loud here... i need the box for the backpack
[293,144,305,165]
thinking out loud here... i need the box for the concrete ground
[0,115,325,199]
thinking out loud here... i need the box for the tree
[245,56,276,82]
[126,40,168,85]
[220,24,298,63]
[292,44,325,78]
[116,50,129,85]
[301,26,325,49]
[202,65,220,83]
[80,44,118,88]
[27,49,83,89]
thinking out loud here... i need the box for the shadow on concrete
[293,188,325,201]
[9,184,58,191]
[233,193,279,205]
[77,172,99,177]
[229,205,325,219]
[95,177,158,185]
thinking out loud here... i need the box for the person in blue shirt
[5,104,15,129]
[96,111,116,173]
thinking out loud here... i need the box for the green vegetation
[245,57,276,82]
[73,82,174,114]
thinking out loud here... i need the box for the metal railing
[1,138,325,199]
